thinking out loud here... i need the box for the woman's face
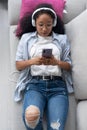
[35,14,53,37]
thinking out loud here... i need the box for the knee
[25,105,40,129]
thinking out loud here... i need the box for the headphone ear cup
[32,19,35,27]
[53,19,57,27]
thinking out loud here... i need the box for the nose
[42,25,47,31]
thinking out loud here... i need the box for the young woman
[15,3,73,130]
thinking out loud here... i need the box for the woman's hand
[30,57,44,65]
[41,55,71,71]
[41,55,58,65]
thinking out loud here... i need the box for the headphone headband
[32,7,57,27]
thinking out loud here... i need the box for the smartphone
[42,49,52,58]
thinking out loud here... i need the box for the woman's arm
[42,56,71,71]
[16,60,32,71]
[16,57,43,71]
[56,59,71,71]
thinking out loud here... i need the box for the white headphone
[32,7,57,27]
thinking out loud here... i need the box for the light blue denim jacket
[15,31,73,102]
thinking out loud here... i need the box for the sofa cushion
[63,0,87,23]
[8,0,21,25]
[77,101,87,130]
[65,10,87,100]
[15,0,66,37]
[8,0,87,26]
[9,26,76,130]
[10,25,19,71]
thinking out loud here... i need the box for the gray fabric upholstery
[65,10,87,100]
[63,0,87,23]
[77,101,87,130]
[8,0,21,25]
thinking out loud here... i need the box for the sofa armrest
[8,0,21,25]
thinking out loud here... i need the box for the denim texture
[22,78,69,130]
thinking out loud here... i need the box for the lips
[42,33,48,36]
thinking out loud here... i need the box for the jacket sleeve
[61,35,71,65]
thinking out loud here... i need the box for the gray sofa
[8,0,87,130]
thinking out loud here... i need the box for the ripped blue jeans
[22,77,69,130]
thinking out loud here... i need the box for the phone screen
[42,49,52,58]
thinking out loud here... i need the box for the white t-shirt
[29,35,61,76]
